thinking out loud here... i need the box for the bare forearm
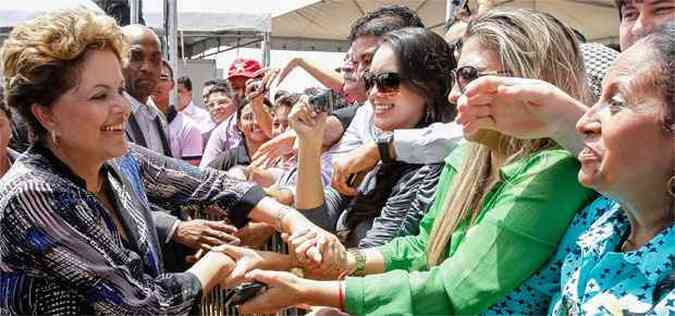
[296,140,325,209]
[302,280,343,308]
[257,251,295,271]
[323,116,345,148]
[298,59,344,91]
[253,105,274,137]
[248,197,310,234]
[188,251,234,292]
[549,97,588,156]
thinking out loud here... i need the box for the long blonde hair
[426,8,591,266]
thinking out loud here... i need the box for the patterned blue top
[486,196,675,315]
[0,143,265,315]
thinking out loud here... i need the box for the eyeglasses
[450,65,510,93]
[363,72,407,94]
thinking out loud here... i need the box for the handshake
[208,228,357,313]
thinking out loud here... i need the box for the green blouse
[344,146,596,315]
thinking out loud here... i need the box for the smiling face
[367,44,426,131]
[618,0,675,50]
[576,40,673,199]
[238,104,269,144]
[38,49,130,162]
[207,91,236,124]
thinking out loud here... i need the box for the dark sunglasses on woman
[363,72,407,94]
[451,65,510,93]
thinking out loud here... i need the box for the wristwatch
[376,132,394,163]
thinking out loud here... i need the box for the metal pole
[129,0,140,24]
[167,0,179,107]
[262,31,271,67]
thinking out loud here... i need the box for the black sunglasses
[451,65,510,93]
[363,72,407,94]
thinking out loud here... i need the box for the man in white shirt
[152,61,203,165]
[176,76,215,135]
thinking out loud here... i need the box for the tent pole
[129,0,140,24]
[262,31,271,67]
[167,0,178,106]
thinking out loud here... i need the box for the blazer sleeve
[129,143,265,228]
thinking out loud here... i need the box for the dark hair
[381,27,457,124]
[206,82,235,100]
[161,59,174,81]
[348,5,424,42]
[615,0,625,19]
[275,92,301,110]
[177,75,192,91]
[203,79,219,87]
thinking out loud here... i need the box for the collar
[25,142,118,191]
[125,92,143,113]
[577,203,675,284]
[184,101,197,114]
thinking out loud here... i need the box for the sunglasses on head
[363,72,407,94]
[451,65,510,93]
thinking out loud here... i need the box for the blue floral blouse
[486,196,675,315]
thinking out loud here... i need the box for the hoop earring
[668,175,675,198]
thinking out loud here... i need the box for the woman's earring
[51,130,58,147]
[668,174,675,198]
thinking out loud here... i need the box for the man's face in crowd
[176,83,191,111]
[151,64,173,113]
[619,0,675,50]
[123,29,162,102]
[229,76,249,98]
[350,35,384,101]
[207,91,236,124]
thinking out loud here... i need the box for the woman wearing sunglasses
[223,9,594,315]
[287,27,455,251]
[457,24,675,315]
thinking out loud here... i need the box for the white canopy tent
[270,0,619,52]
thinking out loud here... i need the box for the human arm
[343,150,596,315]
[357,163,444,248]
[0,184,235,314]
[456,76,588,156]
[277,57,343,91]
[290,98,328,210]
[199,123,227,168]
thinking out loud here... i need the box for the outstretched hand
[456,75,584,140]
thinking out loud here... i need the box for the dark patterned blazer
[0,143,265,315]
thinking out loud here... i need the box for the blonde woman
[222,9,596,315]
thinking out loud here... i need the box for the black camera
[224,282,267,306]
[308,89,336,114]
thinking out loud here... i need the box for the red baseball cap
[227,58,263,79]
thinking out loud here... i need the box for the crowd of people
[0,0,673,315]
